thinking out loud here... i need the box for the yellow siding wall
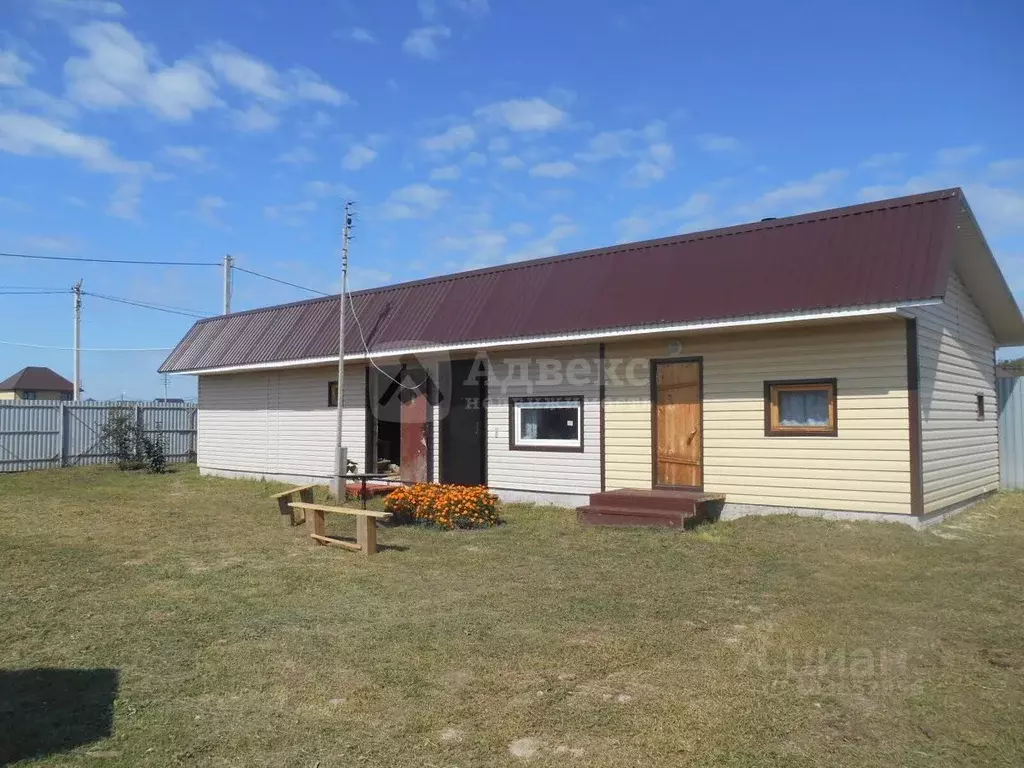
[912,271,999,513]
[604,320,913,514]
[0,390,68,400]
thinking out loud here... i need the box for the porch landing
[577,489,726,529]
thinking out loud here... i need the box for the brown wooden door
[654,361,702,488]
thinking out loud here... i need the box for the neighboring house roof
[0,366,75,392]
[160,188,1024,374]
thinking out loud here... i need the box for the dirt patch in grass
[2,467,1024,766]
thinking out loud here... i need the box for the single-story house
[0,367,74,401]
[159,188,1024,525]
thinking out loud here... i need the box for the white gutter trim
[168,300,942,376]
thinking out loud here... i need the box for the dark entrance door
[441,359,487,485]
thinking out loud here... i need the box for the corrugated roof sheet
[160,188,964,373]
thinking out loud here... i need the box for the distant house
[0,367,75,401]
[160,189,1024,525]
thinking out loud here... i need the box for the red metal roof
[160,188,964,373]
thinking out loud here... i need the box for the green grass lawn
[2,466,1023,767]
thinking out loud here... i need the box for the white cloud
[577,121,667,163]
[937,145,983,165]
[989,158,1024,179]
[207,44,283,100]
[859,152,906,169]
[304,180,355,198]
[380,183,448,219]
[231,104,278,132]
[465,151,486,166]
[403,25,451,59]
[964,183,1024,234]
[342,143,377,170]
[417,0,437,20]
[21,234,80,252]
[530,160,577,178]
[498,155,524,170]
[347,27,377,43]
[0,110,144,174]
[450,0,489,15]
[438,230,507,263]
[107,175,141,219]
[206,45,349,107]
[0,50,34,87]
[160,145,209,167]
[430,164,461,181]
[277,146,316,164]
[421,123,475,152]
[291,68,350,106]
[476,98,567,131]
[488,136,509,153]
[30,0,125,20]
[508,219,577,261]
[264,199,317,225]
[695,133,742,153]
[751,169,848,211]
[195,194,227,227]
[624,142,675,187]
[65,23,220,121]
[508,222,531,236]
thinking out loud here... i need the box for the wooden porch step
[577,489,726,529]
[577,505,687,528]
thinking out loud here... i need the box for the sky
[1,0,1022,400]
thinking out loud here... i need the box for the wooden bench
[270,485,316,526]
[288,502,393,557]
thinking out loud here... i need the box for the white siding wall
[913,271,999,513]
[485,345,601,497]
[197,364,366,482]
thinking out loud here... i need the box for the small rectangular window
[61,392,73,401]
[22,391,37,401]
[510,396,583,451]
[977,394,985,420]
[764,379,837,437]
[328,381,339,407]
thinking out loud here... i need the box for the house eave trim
[167,300,942,376]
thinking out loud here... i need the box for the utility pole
[223,254,234,314]
[332,202,353,498]
[72,280,82,401]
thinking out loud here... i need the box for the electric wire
[82,292,209,319]
[230,265,331,296]
[0,339,173,352]
[0,251,219,266]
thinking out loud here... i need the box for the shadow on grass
[0,667,118,766]
[316,535,410,553]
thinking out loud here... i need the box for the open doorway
[368,365,433,483]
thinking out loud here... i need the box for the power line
[0,290,69,295]
[231,265,331,296]
[0,339,173,352]
[82,291,209,319]
[0,251,220,267]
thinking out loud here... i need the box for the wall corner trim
[599,342,606,492]
[906,317,925,516]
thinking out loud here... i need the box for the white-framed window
[510,396,583,452]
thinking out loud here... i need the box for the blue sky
[1,0,1022,399]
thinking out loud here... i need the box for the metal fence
[998,377,1024,490]
[0,401,196,473]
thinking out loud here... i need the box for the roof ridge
[188,187,961,326]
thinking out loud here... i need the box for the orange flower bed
[384,483,500,530]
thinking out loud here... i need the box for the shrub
[384,484,500,530]
[99,407,167,474]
